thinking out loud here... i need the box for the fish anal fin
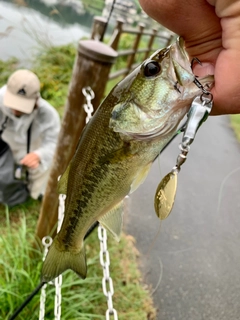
[41,238,87,282]
[99,201,124,242]
[57,164,71,195]
[130,163,152,193]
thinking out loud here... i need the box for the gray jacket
[0,85,60,172]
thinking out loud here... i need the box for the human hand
[139,0,240,115]
[20,152,40,169]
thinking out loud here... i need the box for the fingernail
[193,62,215,77]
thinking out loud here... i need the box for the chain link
[39,194,66,320]
[54,194,66,320]
[39,236,52,320]
[58,194,66,233]
[80,88,118,320]
[39,283,47,320]
[98,225,118,320]
[82,86,95,124]
[54,275,62,320]
[83,88,118,319]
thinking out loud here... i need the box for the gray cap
[3,69,40,114]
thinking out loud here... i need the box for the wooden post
[125,23,145,75]
[108,18,125,50]
[91,16,108,41]
[35,40,117,242]
[143,28,157,60]
[166,34,174,46]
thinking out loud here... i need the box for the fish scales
[41,38,214,282]
[60,106,155,245]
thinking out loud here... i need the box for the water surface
[0,1,92,62]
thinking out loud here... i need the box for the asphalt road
[125,115,240,320]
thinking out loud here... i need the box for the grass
[0,58,19,86]
[230,114,240,142]
[0,201,156,319]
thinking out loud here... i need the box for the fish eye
[144,61,161,77]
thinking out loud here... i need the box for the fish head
[110,37,214,140]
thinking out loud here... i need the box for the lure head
[110,37,213,140]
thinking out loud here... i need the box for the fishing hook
[191,57,202,70]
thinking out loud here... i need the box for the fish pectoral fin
[100,144,136,165]
[41,238,87,283]
[130,163,152,193]
[58,163,71,195]
[98,201,124,242]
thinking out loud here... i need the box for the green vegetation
[32,44,77,116]
[0,58,19,85]
[230,114,240,141]
[82,0,105,16]
[0,201,156,319]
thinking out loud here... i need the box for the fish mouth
[169,37,214,90]
[168,37,195,87]
[174,37,190,67]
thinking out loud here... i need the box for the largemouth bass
[41,38,213,282]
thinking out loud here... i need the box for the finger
[20,155,40,168]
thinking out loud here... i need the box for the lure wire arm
[173,82,213,172]
[193,77,213,99]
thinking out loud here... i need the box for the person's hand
[139,0,240,115]
[20,152,40,169]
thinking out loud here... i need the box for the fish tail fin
[41,237,87,283]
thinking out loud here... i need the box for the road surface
[125,115,240,320]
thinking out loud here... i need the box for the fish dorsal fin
[98,201,124,242]
[57,163,71,195]
[130,163,152,194]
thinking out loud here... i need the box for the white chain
[39,194,65,320]
[83,86,118,319]
[98,226,118,320]
[54,194,66,320]
[39,236,52,320]
[82,86,95,124]
[39,283,47,320]
[54,275,62,320]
